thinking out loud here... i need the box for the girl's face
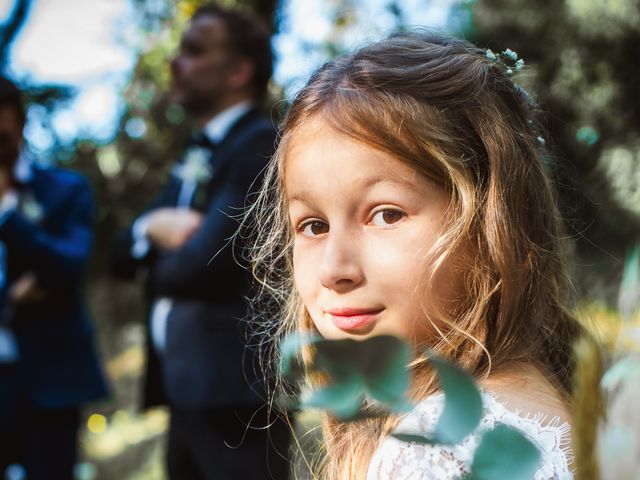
[285,117,455,343]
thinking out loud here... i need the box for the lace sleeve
[366,392,574,480]
[367,434,476,479]
[366,394,478,480]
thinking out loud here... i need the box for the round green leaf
[469,424,541,480]
[279,333,316,380]
[314,336,412,411]
[392,432,433,444]
[286,335,414,419]
[313,338,362,381]
[429,354,483,444]
[301,379,364,420]
[360,336,411,406]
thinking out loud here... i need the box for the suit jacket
[112,108,276,410]
[0,166,110,411]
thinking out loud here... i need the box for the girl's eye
[371,209,406,227]
[300,220,329,237]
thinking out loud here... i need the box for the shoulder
[224,109,277,153]
[234,108,276,135]
[367,392,573,480]
[221,110,276,183]
[33,166,90,190]
[32,167,92,212]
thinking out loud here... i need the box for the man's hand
[9,272,47,305]
[146,208,204,251]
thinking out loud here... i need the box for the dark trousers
[167,405,291,480]
[0,403,80,480]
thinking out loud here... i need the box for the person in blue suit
[111,5,290,479]
[0,77,110,479]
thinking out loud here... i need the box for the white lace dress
[367,391,573,479]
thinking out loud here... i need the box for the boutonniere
[19,192,45,223]
[173,147,214,185]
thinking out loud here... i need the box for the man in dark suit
[111,5,290,479]
[0,77,110,480]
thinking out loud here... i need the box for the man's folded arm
[147,176,252,298]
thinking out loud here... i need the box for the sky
[2,0,136,150]
[1,0,454,151]
[274,0,454,94]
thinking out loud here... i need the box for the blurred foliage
[468,0,640,297]
[571,247,640,480]
[281,334,412,419]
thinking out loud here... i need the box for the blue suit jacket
[0,166,109,411]
[112,109,276,409]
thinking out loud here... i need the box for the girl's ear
[227,57,256,91]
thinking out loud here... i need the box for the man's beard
[170,86,221,120]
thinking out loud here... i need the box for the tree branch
[0,0,32,69]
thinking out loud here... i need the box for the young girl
[246,31,581,479]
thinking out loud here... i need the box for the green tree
[469,0,640,298]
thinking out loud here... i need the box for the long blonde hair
[242,31,583,479]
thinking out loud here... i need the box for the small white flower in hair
[503,48,518,61]
[485,49,497,60]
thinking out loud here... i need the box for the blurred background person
[0,76,109,480]
[111,4,291,479]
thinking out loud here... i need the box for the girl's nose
[318,230,364,292]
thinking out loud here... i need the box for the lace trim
[481,392,573,479]
[366,391,573,480]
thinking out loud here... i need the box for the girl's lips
[325,308,383,331]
